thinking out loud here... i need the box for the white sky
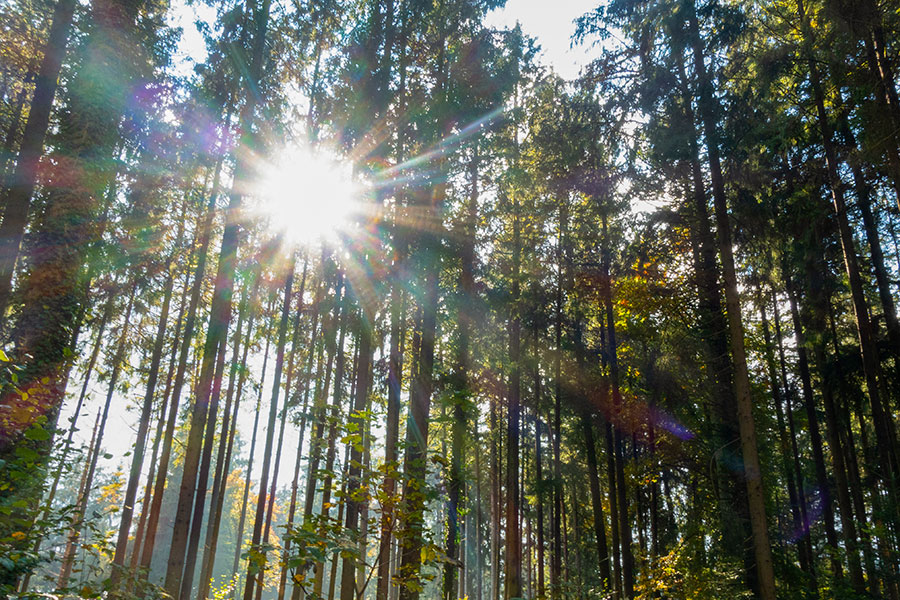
[169,0,602,80]
[485,0,601,79]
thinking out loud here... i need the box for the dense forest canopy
[1,0,900,598]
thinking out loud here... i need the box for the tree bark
[242,252,295,600]
[686,6,777,596]
[0,0,78,317]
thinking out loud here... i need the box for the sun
[252,144,361,246]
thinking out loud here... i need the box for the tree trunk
[341,302,375,599]
[797,0,899,529]
[504,195,522,599]
[600,213,634,599]
[754,283,811,579]
[802,252,866,591]
[686,6,777,596]
[110,227,182,586]
[59,289,136,588]
[490,392,501,600]
[197,263,263,600]
[533,368,545,600]
[141,160,224,572]
[582,411,611,589]
[242,252,295,600]
[55,408,101,590]
[0,0,78,317]
[232,299,273,599]
[1,1,145,566]
[784,272,842,578]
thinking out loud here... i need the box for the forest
[1,0,899,598]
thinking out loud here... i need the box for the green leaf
[24,426,50,442]
[14,446,39,463]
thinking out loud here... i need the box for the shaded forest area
[1,0,900,598]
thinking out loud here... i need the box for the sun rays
[251,144,363,247]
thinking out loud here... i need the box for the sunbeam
[251,144,362,246]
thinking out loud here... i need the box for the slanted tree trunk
[197,262,263,600]
[19,281,116,593]
[281,268,323,600]
[59,288,136,588]
[110,224,182,586]
[242,253,295,600]
[685,5,777,596]
[141,159,225,572]
[0,0,78,316]
[1,1,146,572]
[755,283,811,578]
[784,270,842,579]
[56,408,101,589]
[232,298,274,599]
[802,250,866,591]
[797,0,899,532]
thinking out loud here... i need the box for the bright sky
[169,0,602,80]
[485,0,601,79]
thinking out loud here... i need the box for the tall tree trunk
[141,160,225,572]
[533,365,546,600]
[770,286,815,574]
[832,84,900,364]
[377,3,410,593]
[242,252,294,600]
[490,392,501,600]
[165,0,271,587]
[474,426,484,600]
[0,0,78,316]
[754,283,811,578]
[504,194,522,599]
[784,271,842,578]
[1,1,145,569]
[110,226,183,586]
[232,300,273,599]
[314,304,350,597]
[443,142,478,600]
[802,251,866,591]
[674,45,751,575]
[197,263,263,600]
[600,213,633,599]
[686,6,777,596]
[550,204,565,600]
[797,0,900,527]
[341,302,375,599]
[129,200,193,572]
[59,289,136,588]
[55,408,101,590]
[20,282,116,590]
[284,269,324,600]
[302,269,342,525]
[255,258,307,600]
[582,411,611,589]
